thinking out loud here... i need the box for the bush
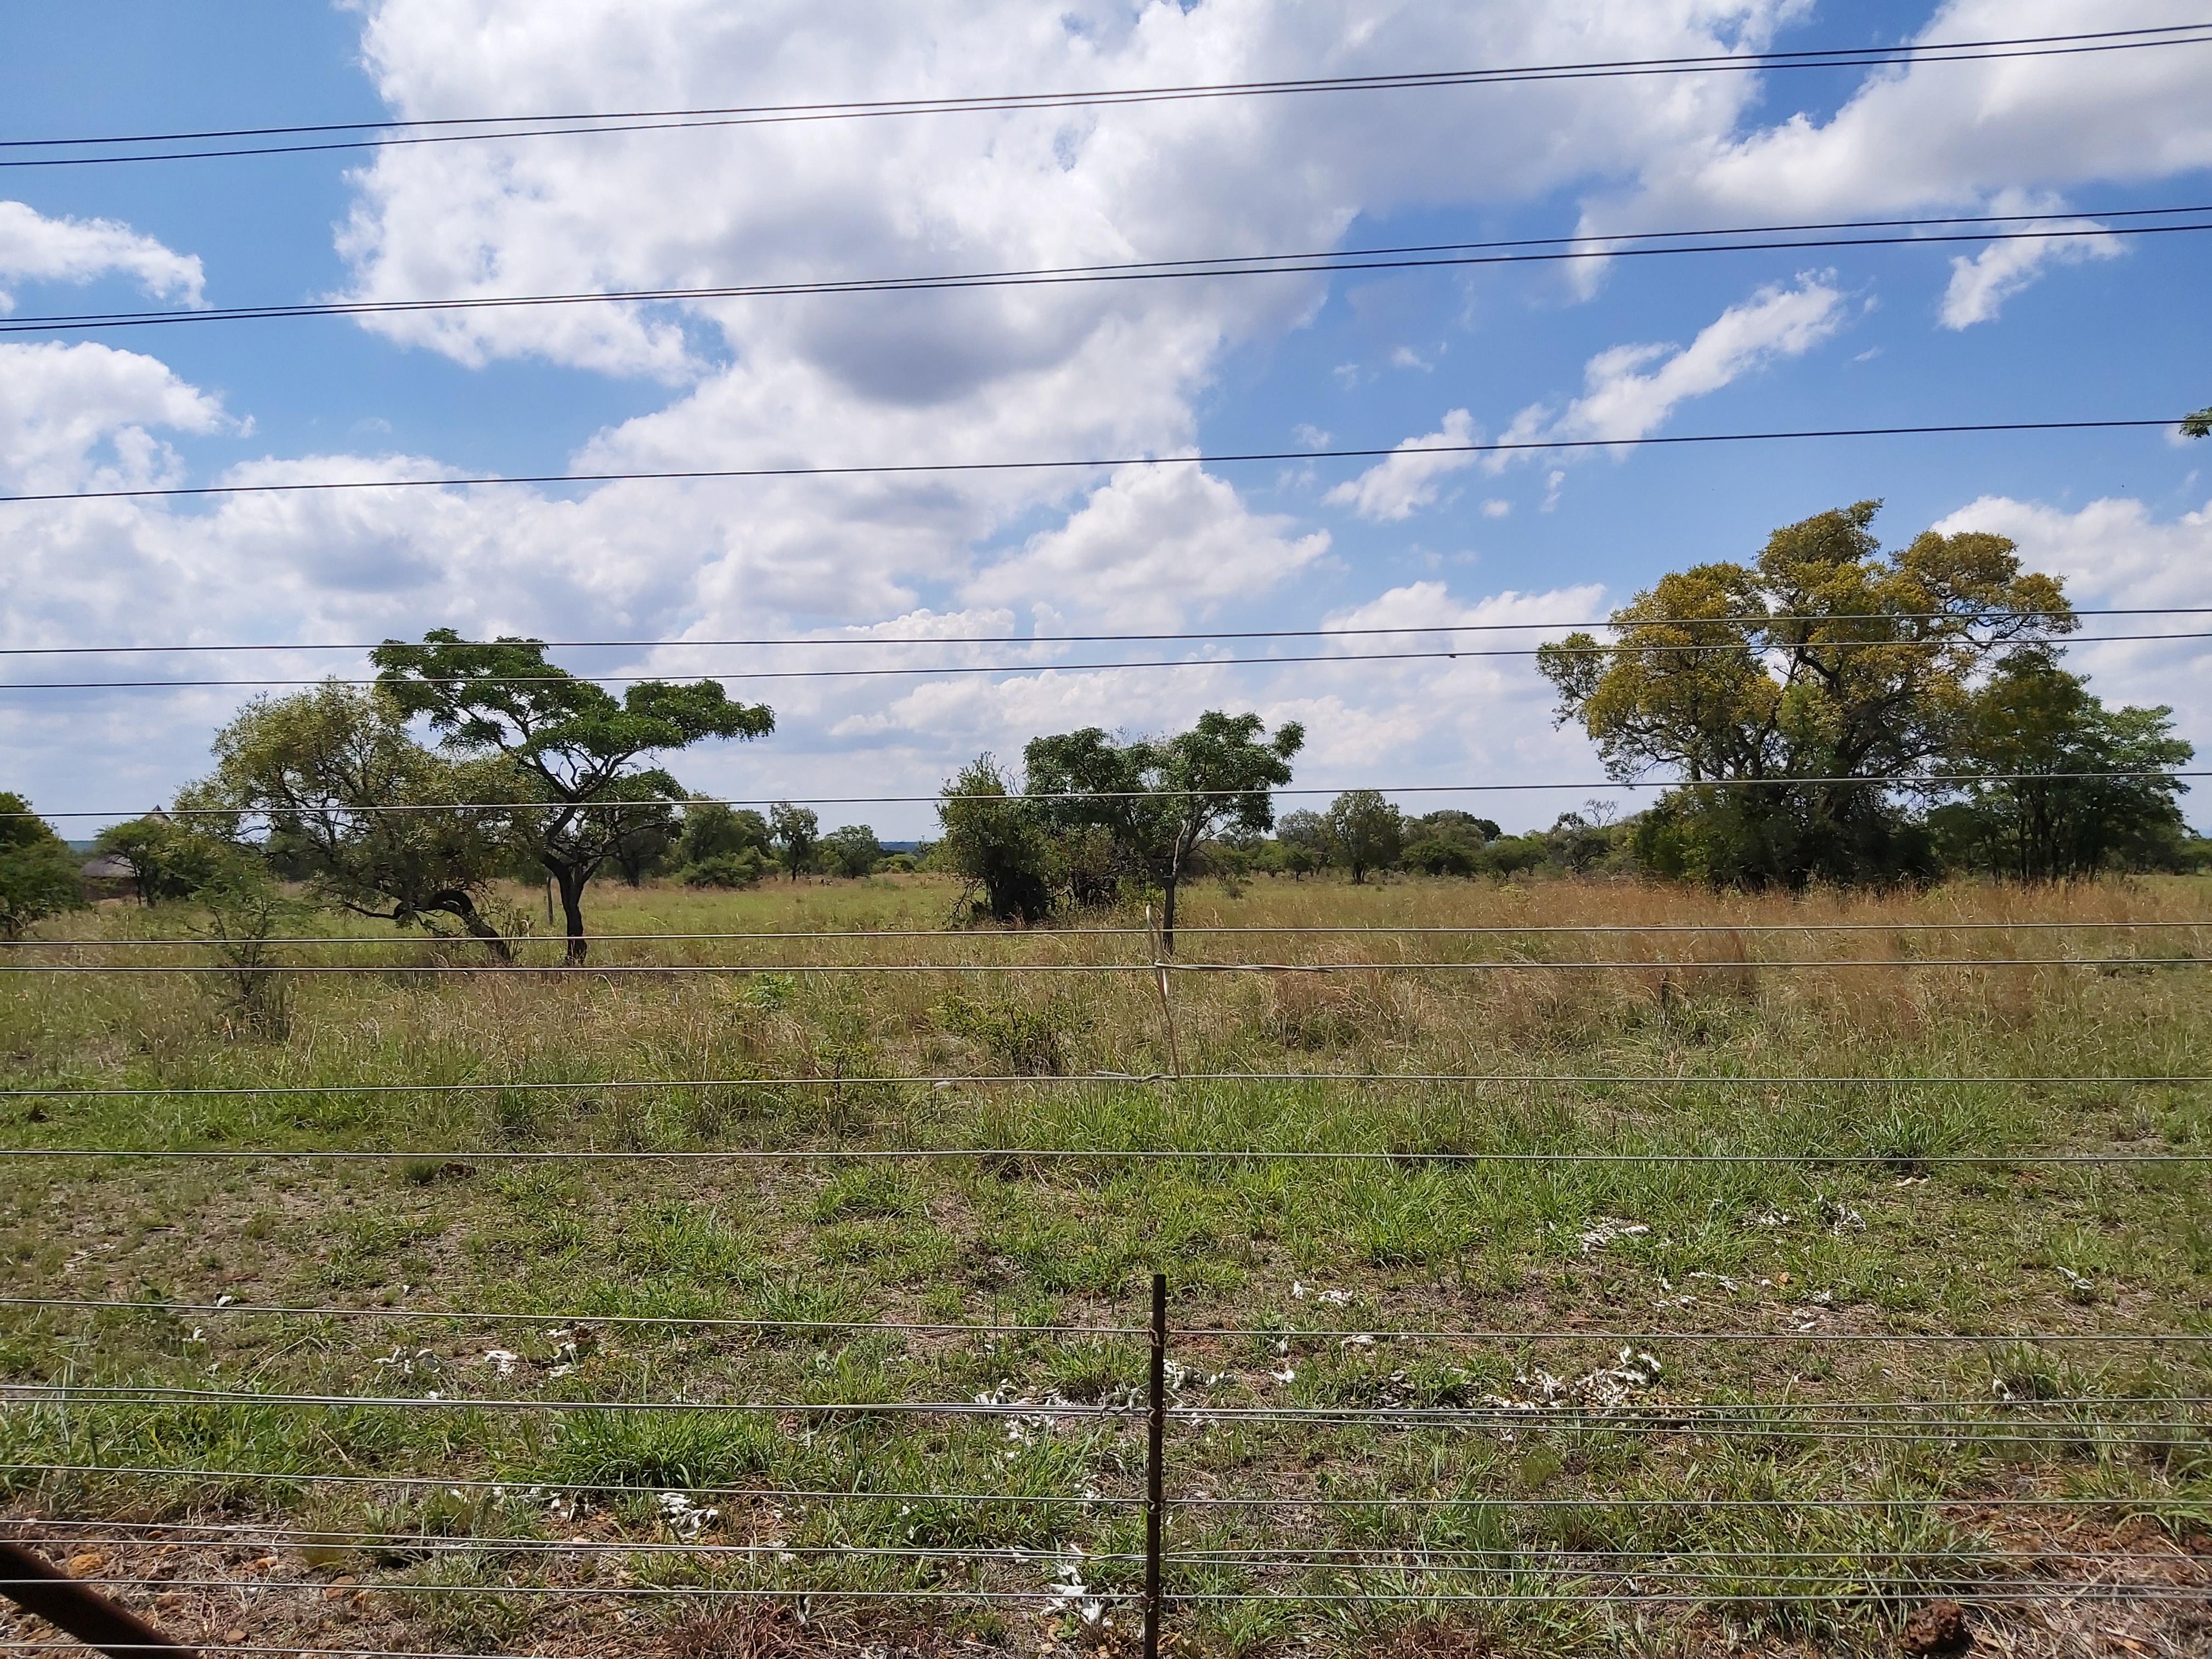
[0,793,86,938]
[682,848,768,888]
[820,823,884,878]
[1402,835,1478,876]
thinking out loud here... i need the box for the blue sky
[3,1,2209,836]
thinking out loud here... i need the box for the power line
[14,769,2208,820]
[7,207,2205,337]
[8,603,2204,657]
[15,629,2210,693]
[0,417,2184,509]
[5,26,2203,168]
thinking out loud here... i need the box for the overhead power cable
[3,25,2205,167]
[14,629,2211,693]
[9,603,2207,657]
[4,206,2204,337]
[13,768,2208,821]
[0,417,2185,508]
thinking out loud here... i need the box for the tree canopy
[194,682,521,955]
[371,631,773,960]
[1025,710,1302,950]
[1538,501,2076,887]
[0,793,83,939]
[1932,655,2194,881]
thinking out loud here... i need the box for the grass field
[3,871,2210,1657]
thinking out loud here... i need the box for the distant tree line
[3,498,2204,948]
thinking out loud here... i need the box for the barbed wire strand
[2,1145,2205,1166]
[17,918,2212,948]
[6,953,2205,975]
[4,1147,2203,1166]
[5,1070,2204,1101]
[4,1462,2185,1513]
[13,1297,2207,1346]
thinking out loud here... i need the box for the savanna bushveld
[3,505,2209,1658]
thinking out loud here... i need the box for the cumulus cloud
[1577,1,2210,312]
[1324,409,1480,521]
[0,341,227,494]
[1933,493,2212,766]
[0,201,206,311]
[967,464,1329,629]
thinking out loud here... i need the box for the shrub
[0,793,86,938]
[682,848,768,888]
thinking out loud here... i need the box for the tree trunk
[1160,873,1178,957]
[553,866,589,964]
[427,891,514,963]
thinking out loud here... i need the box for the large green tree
[372,631,773,961]
[1325,790,1404,883]
[1932,655,2194,881]
[1025,710,1303,951]
[91,814,230,905]
[0,794,84,939]
[195,682,520,956]
[1537,501,2075,887]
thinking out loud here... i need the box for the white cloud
[1578,1,2210,312]
[1324,408,1479,521]
[966,464,1329,630]
[0,201,205,311]
[1480,499,1511,518]
[1933,493,2212,766]
[1553,275,1846,443]
[1938,193,2121,329]
[1389,345,1434,372]
[0,341,227,494]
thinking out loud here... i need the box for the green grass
[3,872,2209,1655]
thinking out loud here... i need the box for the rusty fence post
[1143,1269,1169,1659]
[0,1537,199,1658]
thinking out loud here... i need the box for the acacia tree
[373,631,774,962]
[1537,501,2075,887]
[195,683,520,956]
[1025,710,1303,952]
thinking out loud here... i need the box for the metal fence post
[0,1538,199,1658]
[1143,1269,1168,1659]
